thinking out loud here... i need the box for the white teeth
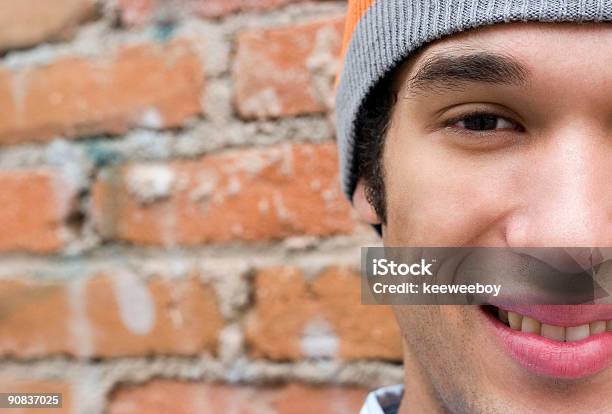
[508,311,523,330]
[521,316,541,334]
[498,308,509,324]
[541,324,566,341]
[590,321,606,335]
[495,308,612,342]
[566,324,590,342]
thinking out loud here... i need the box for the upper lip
[494,304,612,326]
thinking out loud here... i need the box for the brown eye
[455,114,516,131]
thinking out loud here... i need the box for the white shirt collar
[359,384,404,414]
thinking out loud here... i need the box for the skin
[353,23,612,413]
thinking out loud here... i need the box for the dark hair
[353,66,401,232]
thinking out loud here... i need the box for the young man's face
[356,23,612,413]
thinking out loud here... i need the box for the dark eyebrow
[405,52,529,96]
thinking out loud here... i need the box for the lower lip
[482,307,612,379]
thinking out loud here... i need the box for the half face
[356,23,612,413]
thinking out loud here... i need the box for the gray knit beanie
[335,0,612,201]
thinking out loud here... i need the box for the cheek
[383,134,521,246]
[393,305,494,398]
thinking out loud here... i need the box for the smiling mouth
[482,305,612,378]
[486,305,612,342]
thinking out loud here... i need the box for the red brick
[109,380,368,414]
[0,379,72,414]
[246,266,402,361]
[91,142,354,246]
[0,41,203,145]
[0,279,73,356]
[0,275,223,358]
[233,17,344,119]
[0,0,97,52]
[0,169,76,253]
[85,275,223,357]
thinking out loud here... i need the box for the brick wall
[0,1,402,413]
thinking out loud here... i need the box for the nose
[506,126,612,247]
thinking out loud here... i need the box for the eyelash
[443,111,524,133]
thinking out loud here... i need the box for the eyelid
[443,111,519,130]
[441,109,525,135]
[431,102,527,129]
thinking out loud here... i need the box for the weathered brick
[0,379,72,414]
[0,0,97,52]
[109,380,368,414]
[0,275,223,358]
[85,275,223,357]
[233,17,344,119]
[117,0,311,26]
[0,41,203,145]
[0,169,76,253]
[190,0,309,18]
[117,0,156,27]
[246,266,402,361]
[91,142,354,246]
[0,279,73,356]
